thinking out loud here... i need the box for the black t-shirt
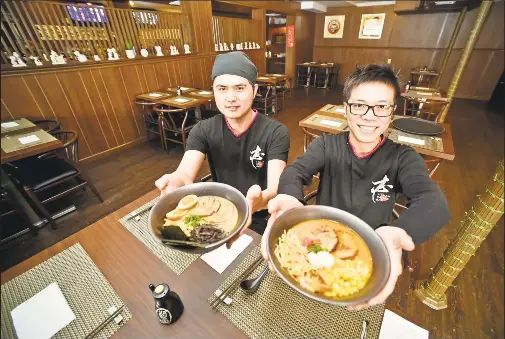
[186,113,290,229]
[278,132,450,244]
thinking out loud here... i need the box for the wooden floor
[1,88,503,339]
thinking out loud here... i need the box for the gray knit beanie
[211,51,258,85]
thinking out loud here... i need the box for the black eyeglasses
[346,102,396,117]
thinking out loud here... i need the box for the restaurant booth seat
[153,104,198,151]
[3,130,103,229]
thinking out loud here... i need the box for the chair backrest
[136,100,159,124]
[255,84,272,99]
[51,130,79,163]
[33,119,60,133]
[153,105,188,132]
[404,97,447,122]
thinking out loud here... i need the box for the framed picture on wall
[358,13,385,39]
[323,15,345,39]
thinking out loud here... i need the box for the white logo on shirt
[371,174,393,203]
[250,145,265,169]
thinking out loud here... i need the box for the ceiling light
[266,13,281,16]
[86,2,92,5]
[169,1,181,5]
[129,1,134,6]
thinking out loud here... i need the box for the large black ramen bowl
[264,205,391,306]
[148,182,249,254]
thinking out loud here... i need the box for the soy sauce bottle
[149,283,184,324]
[176,86,182,96]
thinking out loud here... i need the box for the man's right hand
[261,194,304,268]
[155,173,187,196]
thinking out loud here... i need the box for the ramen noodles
[274,219,373,298]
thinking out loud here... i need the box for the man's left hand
[347,226,415,311]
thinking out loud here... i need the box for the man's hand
[347,226,415,311]
[155,173,189,196]
[260,194,303,268]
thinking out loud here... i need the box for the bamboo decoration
[414,159,504,310]
[438,0,492,122]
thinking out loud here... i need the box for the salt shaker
[149,283,184,324]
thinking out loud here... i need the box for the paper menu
[11,282,76,339]
[18,135,40,145]
[200,234,253,274]
[320,120,342,127]
[198,91,212,95]
[398,135,425,146]
[416,91,433,96]
[378,310,429,339]
[1,122,19,128]
[335,107,346,113]
[180,87,189,90]
[149,93,163,97]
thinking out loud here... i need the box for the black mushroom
[191,224,225,244]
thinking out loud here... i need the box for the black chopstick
[84,305,125,339]
[126,205,153,220]
[211,256,264,310]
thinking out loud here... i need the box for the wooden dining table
[300,104,455,161]
[1,120,67,228]
[296,62,334,88]
[1,188,434,338]
[135,88,214,120]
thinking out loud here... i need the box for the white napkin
[416,91,433,96]
[11,282,76,339]
[174,98,190,103]
[198,91,212,95]
[398,135,425,145]
[320,119,342,127]
[149,93,163,97]
[18,135,40,144]
[379,310,429,339]
[180,87,189,90]
[335,107,346,113]
[201,234,253,274]
[2,121,19,128]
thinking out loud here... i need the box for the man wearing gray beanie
[155,51,290,246]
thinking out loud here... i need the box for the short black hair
[343,64,401,103]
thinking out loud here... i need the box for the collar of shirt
[224,110,259,137]
[348,133,387,159]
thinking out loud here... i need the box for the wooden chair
[296,65,311,88]
[302,127,321,152]
[154,105,197,151]
[314,64,333,88]
[5,130,103,229]
[253,84,276,117]
[0,186,38,244]
[32,119,61,133]
[403,96,447,122]
[275,77,292,112]
[327,64,340,89]
[410,67,438,87]
[136,99,164,148]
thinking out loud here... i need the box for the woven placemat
[209,246,385,339]
[1,243,131,339]
[119,197,200,275]
[387,128,444,153]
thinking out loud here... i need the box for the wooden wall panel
[35,73,93,159]
[0,77,45,121]
[312,2,504,101]
[1,54,225,163]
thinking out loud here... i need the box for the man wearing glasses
[264,64,450,310]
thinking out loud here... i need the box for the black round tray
[392,117,445,136]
